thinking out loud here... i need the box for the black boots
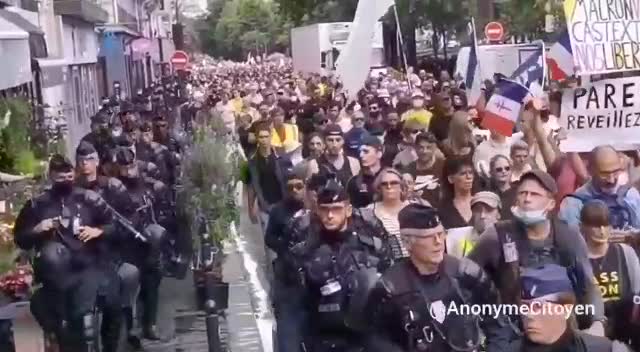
[123,307,142,350]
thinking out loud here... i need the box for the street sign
[485,22,504,42]
[170,50,189,70]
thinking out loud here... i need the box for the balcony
[53,0,109,24]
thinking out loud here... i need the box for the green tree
[198,0,290,59]
[499,0,564,40]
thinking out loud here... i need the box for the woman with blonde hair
[368,168,411,259]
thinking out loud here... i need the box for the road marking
[230,220,273,352]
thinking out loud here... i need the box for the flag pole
[393,3,413,91]
[471,17,483,82]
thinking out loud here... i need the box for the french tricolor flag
[465,18,482,106]
[481,79,530,137]
[547,30,574,81]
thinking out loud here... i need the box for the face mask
[112,127,122,137]
[511,206,548,226]
[369,111,380,118]
[52,180,73,197]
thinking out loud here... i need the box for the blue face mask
[511,206,548,226]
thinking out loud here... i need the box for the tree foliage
[198,0,291,60]
[499,0,564,39]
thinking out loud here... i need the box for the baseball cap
[471,191,502,209]
[360,134,383,150]
[521,264,576,303]
[520,170,558,194]
[412,90,425,98]
[323,123,343,137]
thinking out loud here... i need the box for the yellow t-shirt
[401,109,433,127]
[232,98,244,113]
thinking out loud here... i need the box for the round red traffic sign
[485,22,504,42]
[170,50,190,69]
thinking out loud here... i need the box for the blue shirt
[558,181,640,230]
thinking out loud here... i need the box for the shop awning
[0,15,31,90]
[0,9,47,58]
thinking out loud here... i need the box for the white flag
[335,0,394,100]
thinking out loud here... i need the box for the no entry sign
[170,50,190,70]
[485,22,504,42]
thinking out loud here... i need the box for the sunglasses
[316,120,329,125]
[495,166,511,173]
[353,118,365,122]
[380,180,401,188]
[156,123,168,128]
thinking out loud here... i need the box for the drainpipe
[113,0,119,24]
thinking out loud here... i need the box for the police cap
[49,154,74,173]
[398,203,441,231]
[316,179,348,204]
[75,142,99,160]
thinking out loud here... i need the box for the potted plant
[177,114,241,310]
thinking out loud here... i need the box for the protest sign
[560,76,640,152]
[564,0,640,75]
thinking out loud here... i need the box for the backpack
[565,185,634,230]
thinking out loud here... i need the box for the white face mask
[511,205,549,226]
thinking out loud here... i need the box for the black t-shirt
[590,243,633,340]
[403,159,444,208]
[255,154,283,206]
[438,197,472,229]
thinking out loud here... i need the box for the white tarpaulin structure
[335,0,394,100]
[0,15,31,91]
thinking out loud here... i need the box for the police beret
[49,154,73,173]
[76,142,98,158]
[398,203,441,230]
[316,179,348,204]
[521,264,576,302]
[307,173,328,192]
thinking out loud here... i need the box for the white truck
[291,22,385,75]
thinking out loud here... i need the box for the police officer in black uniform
[509,264,630,352]
[265,168,307,352]
[75,142,144,349]
[13,155,122,352]
[365,203,510,352]
[153,114,183,155]
[114,148,169,340]
[137,121,178,186]
[80,112,117,163]
[293,179,392,352]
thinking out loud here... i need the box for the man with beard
[80,112,117,163]
[381,109,403,167]
[446,191,501,258]
[365,100,385,135]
